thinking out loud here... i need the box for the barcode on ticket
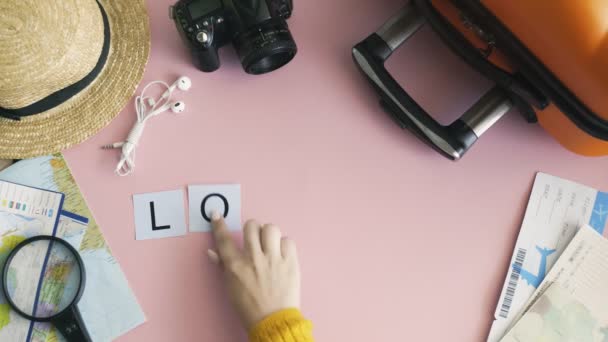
[499,248,527,318]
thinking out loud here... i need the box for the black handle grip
[353,3,512,160]
[194,46,221,72]
[53,306,92,342]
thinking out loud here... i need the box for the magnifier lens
[5,239,82,319]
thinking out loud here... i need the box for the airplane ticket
[487,173,608,342]
[501,226,608,341]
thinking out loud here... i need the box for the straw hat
[0,0,150,159]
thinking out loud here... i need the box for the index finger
[210,212,240,261]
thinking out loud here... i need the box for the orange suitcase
[353,0,608,160]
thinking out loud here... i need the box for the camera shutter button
[196,31,210,44]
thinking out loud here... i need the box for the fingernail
[211,210,221,221]
[207,249,220,264]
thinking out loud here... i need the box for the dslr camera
[171,0,297,75]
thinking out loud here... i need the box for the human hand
[208,212,301,330]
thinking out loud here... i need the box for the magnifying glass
[2,235,91,342]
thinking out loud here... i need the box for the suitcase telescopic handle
[353,3,513,160]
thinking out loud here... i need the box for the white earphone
[161,76,192,99]
[171,101,186,113]
[103,76,192,176]
[147,100,186,116]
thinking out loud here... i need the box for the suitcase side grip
[353,3,512,160]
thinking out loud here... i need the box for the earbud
[148,101,186,116]
[174,76,192,91]
[161,76,191,99]
[171,101,185,113]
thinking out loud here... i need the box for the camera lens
[233,18,297,75]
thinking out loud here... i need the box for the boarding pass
[487,172,608,342]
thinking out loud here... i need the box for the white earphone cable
[104,81,174,176]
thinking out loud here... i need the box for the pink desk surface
[62,1,608,341]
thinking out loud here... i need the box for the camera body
[171,0,297,75]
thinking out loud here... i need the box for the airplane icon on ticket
[594,204,608,221]
[512,246,556,288]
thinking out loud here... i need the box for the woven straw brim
[0,0,150,159]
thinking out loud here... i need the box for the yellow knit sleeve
[249,308,314,342]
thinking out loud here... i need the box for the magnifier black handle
[53,306,92,342]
